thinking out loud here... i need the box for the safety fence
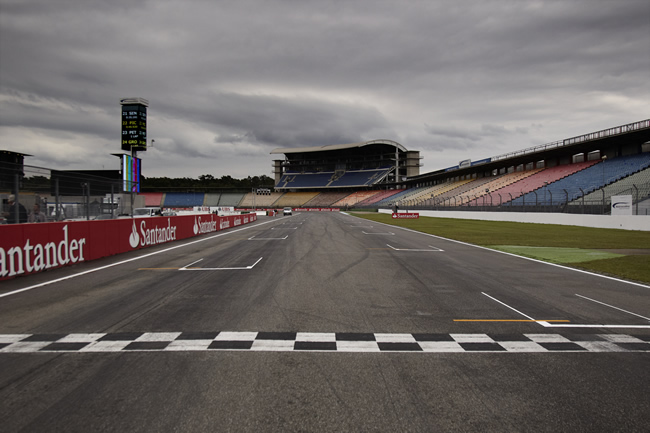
[396,183,650,215]
[1,162,135,224]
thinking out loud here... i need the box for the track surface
[1,213,648,432]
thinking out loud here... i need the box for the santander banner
[0,213,257,280]
[392,212,419,219]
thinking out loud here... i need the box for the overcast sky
[1,0,648,179]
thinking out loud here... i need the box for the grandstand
[356,189,405,207]
[163,192,205,208]
[239,191,285,208]
[125,119,649,215]
[569,166,650,211]
[274,192,321,207]
[204,193,222,207]
[271,140,420,190]
[140,192,164,207]
[473,162,596,206]
[507,153,650,207]
[401,119,650,214]
[332,191,381,208]
[303,191,351,207]
[217,192,247,206]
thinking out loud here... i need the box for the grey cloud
[425,123,518,142]
[1,0,648,178]
[156,91,394,149]
[0,89,117,140]
[424,125,482,143]
[214,132,255,144]
[417,122,536,158]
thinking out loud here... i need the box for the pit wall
[378,209,649,231]
[0,213,257,280]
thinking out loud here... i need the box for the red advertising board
[293,208,340,212]
[392,212,419,219]
[0,213,257,280]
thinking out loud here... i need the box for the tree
[141,173,274,192]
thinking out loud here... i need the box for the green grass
[576,256,650,283]
[490,246,624,263]
[351,213,650,283]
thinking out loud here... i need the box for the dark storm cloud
[145,91,394,164]
[188,92,391,147]
[1,0,648,177]
[417,123,529,155]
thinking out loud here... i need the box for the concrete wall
[379,209,650,231]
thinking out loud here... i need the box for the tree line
[14,173,275,193]
[141,174,275,191]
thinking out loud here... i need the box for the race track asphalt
[1,213,648,432]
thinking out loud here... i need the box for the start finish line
[392,213,419,219]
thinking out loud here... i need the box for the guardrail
[491,119,650,162]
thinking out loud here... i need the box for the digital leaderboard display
[122,154,141,192]
[120,97,148,152]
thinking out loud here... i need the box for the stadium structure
[138,119,650,213]
[3,119,650,216]
[270,140,421,190]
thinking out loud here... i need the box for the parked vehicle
[133,207,162,217]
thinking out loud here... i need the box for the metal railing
[386,182,650,215]
[491,119,650,162]
[1,162,133,224]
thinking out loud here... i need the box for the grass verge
[351,213,650,283]
[490,246,624,264]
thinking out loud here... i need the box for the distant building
[271,140,421,190]
[0,150,31,193]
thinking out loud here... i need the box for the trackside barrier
[237,208,341,212]
[392,212,419,219]
[380,209,649,231]
[0,213,257,280]
[294,208,340,212]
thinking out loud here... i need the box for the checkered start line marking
[1,332,648,353]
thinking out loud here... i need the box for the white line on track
[248,235,289,240]
[180,257,263,271]
[481,292,537,321]
[482,292,650,329]
[575,294,650,322]
[182,258,204,268]
[386,244,444,252]
[538,323,650,329]
[352,215,650,290]
[0,218,281,299]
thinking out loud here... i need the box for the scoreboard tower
[120,97,148,152]
[119,97,148,210]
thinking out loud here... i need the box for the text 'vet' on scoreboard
[120,97,148,152]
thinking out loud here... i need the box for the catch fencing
[1,162,137,224]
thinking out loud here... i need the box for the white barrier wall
[379,209,650,231]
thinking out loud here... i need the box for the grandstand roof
[270,139,407,155]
